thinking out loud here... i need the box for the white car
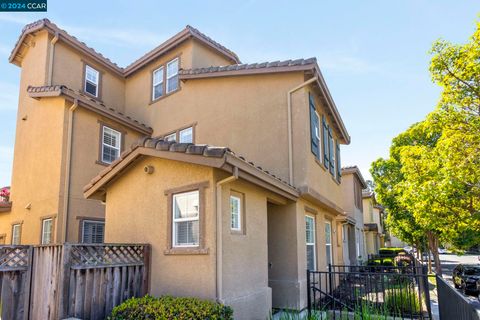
[438,248,448,254]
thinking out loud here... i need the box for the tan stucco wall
[104,157,217,300]
[0,30,64,244]
[219,177,275,320]
[64,107,143,242]
[53,41,126,112]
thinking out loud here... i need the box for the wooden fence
[0,243,150,320]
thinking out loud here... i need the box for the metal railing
[307,264,433,319]
[437,275,480,320]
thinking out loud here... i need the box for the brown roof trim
[364,223,379,232]
[341,166,367,188]
[10,19,124,76]
[313,65,350,144]
[124,25,240,76]
[297,185,346,216]
[27,85,153,135]
[179,58,316,79]
[337,215,356,225]
[10,20,239,78]
[83,138,298,201]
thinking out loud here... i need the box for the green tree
[371,19,480,274]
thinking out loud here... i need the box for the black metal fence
[307,264,433,319]
[437,275,480,320]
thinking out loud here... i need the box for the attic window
[85,65,99,97]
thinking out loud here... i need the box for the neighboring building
[339,166,367,265]
[362,191,385,255]
[1,19,352,319]
[386,234,407,248]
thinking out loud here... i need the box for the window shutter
[322,116,329,167]
[336,141,341,181]
[309,94,319,158]
[328,127,334,174]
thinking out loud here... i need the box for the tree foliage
[371,19,480,272]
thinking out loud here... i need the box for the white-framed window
[305,215,316,270]
[314,111,320,141]
[102,126,121,164]
[85,65,99,97]
[41,218,53,244]
[230,195,241,231]
[82,220,105,244]
[164,133,176,142]
[152,66,164,100]
[166,58,179,94]
[179,127,193,143]
[12,224,21,245]
[325,220,333,266]
[173,190,199,247]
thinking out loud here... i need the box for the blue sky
[0,0,478,186]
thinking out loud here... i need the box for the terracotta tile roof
[341,165,367,188]
[83,137,297,196]
[179,58,317,77]
[124,25,240,75]
[11,19,240,77]
[11,19,123,75]
[27,85,153,135]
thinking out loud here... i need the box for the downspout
[47,32,59,86]
[287,77,318,185]
[216,166,238,303]
[61,99,78,243]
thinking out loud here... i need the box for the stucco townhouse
[362,190,386,256]
[0,19,353,319]
[339,166,368,266]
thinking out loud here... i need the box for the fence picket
[0,244,150,320]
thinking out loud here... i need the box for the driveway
[438,253,479,278]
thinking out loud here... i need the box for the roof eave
[28,86,153,135]
[313,65,351,144]
[179,63,315,80]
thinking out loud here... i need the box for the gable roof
[341,166,367,188]
[27,85,153,135]
[10,19,240,77]
[84,137,299,201]
[124,25,240,76]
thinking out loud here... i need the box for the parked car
[438,248,448,254]
[453,264,480,296]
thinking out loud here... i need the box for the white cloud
[0,82,19,111]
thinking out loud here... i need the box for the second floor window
[12,224,21,245]
[41,218,53,244]
[102,126,121,164]
[173,190,199,247]
[152,67,164,100]
[166,58,179,94]
[85,65,99,97]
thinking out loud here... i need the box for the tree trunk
[432,235,442,275]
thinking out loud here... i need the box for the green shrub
[108,295,233,320]
[384,288,420,314]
